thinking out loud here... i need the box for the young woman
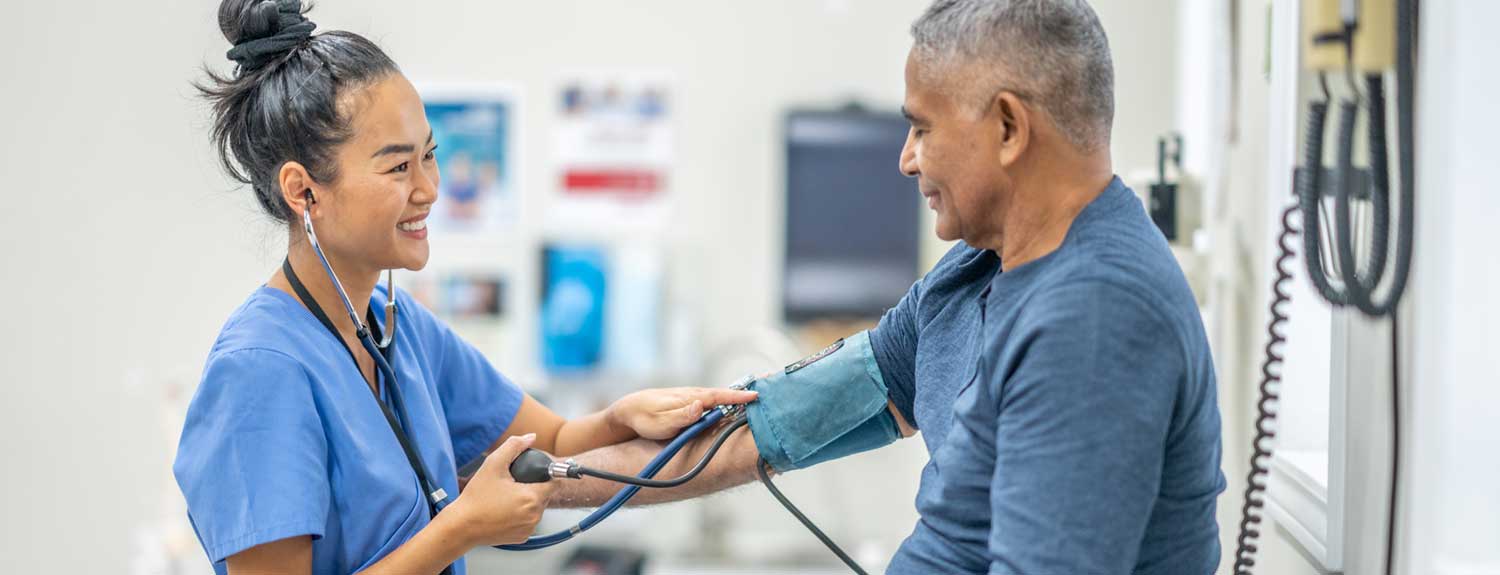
[172,2,756,573]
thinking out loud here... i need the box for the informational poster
[552,72,674,224]
[407,272,508,321]
[420,84,520,233]
[540,244,608,374]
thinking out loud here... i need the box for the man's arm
[547,420,758,508]
[984,281,1181,573]
[549,402,914,508]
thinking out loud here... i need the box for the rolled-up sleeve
[869,277,923,429]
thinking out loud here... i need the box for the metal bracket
[1294,166,1374,201]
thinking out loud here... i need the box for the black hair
[198,0,399,223]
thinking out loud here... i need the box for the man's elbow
[889,401,917,438]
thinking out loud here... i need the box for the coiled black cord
[1299,93,1342,305]
[1335,73,1413,317]
[1299,9,1414,318]
[1333,90,1390,290]
[756,456,869,575]
[1233,204,1298,575]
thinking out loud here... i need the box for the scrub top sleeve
[172,348,330,564]
[869,277,922,430]
[429,313,525,468]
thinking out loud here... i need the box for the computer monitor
[782,108,921,322]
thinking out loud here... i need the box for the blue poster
[424,98,515,232]
[540,246,608,374]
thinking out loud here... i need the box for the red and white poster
[552,72,674,226]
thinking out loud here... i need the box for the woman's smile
[397,213,429,240]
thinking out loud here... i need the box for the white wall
[0,0,1180,572]
[1404,1,1500,572]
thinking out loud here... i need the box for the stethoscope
[288,191,753,557]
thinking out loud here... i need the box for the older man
[546,1,1225,573]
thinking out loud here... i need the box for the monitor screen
[783,109,921,322]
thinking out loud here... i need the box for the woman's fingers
[714,388,759,405]
[678,400,704,424]
[486,433,537,476]
[686,387,758,408]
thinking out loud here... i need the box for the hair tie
[225,0,317,71]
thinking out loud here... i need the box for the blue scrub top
[173,285,524,574]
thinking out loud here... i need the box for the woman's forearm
[552,408,634,457]
[496,386,756,461]
[500,396,635,458]
[355,510,473,574]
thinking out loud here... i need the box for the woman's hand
[445,434,557,547]
[607,387,759,440]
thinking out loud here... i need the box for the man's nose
[899,129,919,178]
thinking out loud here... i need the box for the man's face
[899,51,1012,244]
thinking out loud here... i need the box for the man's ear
[992,91,1031,167]
[278,162,315,219]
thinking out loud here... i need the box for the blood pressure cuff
[745,330,900,473]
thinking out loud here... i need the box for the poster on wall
[404,272,508,322]
[552,72,674,225]
[420,84,521,234]
[540,244,608,375]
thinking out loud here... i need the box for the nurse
[172,1,757,573]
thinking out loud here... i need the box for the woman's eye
[391,162,409,174]
[423,149,436,161]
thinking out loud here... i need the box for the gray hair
[910,0,1115,152]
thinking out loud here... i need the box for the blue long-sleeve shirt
[871,177,1224,574]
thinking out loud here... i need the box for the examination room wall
[0,1,1182,573]
[1208,1,1500,574]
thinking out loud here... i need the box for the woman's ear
[278,162,315,219]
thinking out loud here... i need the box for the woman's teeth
[398,220,427,232]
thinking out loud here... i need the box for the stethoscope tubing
[301,202,727,551]
[496,408,727,551]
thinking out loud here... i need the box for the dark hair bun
[220,0,317,71]
[199,0,397,224]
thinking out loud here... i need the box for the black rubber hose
[1334,77,1399,316]
[1371,0,1417,317]
[1383,4,1417,573]
[1333,16,1415,318]
[756,456,869,575]
[1386,314,1403,575]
